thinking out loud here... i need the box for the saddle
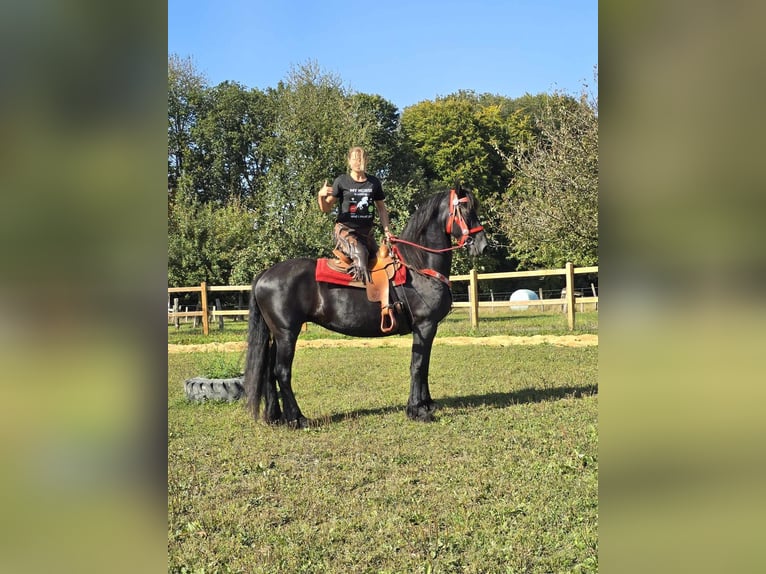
[320,244,404,333]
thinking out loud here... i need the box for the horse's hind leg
[273,331,308,428]
[263,343,282,423]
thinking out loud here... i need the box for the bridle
[446,187,485,248]
[389,188,484,254]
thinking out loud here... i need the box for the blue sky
[168,0,597,110]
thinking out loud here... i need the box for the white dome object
[509,289,539,311]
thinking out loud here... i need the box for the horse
[242,185,488,427]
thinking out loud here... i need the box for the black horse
[243,185,488,427]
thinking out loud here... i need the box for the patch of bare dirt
[168,334,597,354]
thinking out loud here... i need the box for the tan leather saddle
[329,244,401,333]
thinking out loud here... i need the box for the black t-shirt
[332,173,385,231]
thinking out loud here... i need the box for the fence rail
[168,263,598,335]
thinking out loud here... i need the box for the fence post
[469,268,479,329]
[564,263,575,330]
[200,281,209,336]
[236,292,244,322]
[173,298,180,329]
[215,298,224,331]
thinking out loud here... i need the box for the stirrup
[380,304,397,333]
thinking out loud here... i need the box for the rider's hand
[319,180,332,197]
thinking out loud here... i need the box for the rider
[317,146,392,284]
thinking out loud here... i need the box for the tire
[184,377,244,402]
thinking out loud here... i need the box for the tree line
[168,55,597,287]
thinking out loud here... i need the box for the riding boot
[333,222,372,284]
[347,241,371,284]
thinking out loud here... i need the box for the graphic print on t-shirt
[347,189,374,221]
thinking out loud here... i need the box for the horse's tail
[243,276,272,421]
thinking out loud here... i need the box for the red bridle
[445,188,485,247]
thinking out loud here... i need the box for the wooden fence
[168,263,598,335]
[452,263,599,329]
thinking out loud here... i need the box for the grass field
[168,309,598,573]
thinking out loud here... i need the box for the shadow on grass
[312,383,598,426]
[439,384,598,411]
[317,405,402,426]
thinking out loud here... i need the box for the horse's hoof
[287,416,309,429]
[406,402,437,422]
[262,411,282,424]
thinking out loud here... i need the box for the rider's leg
[333,223,371,284]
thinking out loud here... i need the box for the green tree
[187,81,275,204]
[494,89,598,268]
[400,91,531,198]
[168,193,258,286]
[268,61,353,187]
[167,54,207,199]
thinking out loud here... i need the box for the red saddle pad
[315,258,356,286]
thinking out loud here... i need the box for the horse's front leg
[406,323,438,422]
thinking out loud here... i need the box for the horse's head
[447,184,488,257]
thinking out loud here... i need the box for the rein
[390,244,451,286]
[388,236,464,254]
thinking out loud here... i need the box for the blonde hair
[348,146,367,160]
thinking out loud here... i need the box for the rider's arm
[375,200,391,233]
[318,181,337,213]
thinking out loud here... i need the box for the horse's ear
[454,180,463,196]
